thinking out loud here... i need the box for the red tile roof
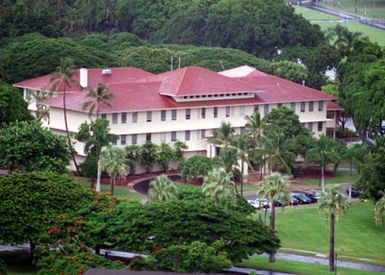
[327,101,344,111]
[135,66,258,96]
[13,67,154,91]
[15,65,337,113]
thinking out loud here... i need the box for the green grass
[294,5,340,20]
[0,251,36,275]
[272,201,385,264]
[319,0,385,19]
[242,255,382,275]
[316,21,385,46]
[297,170,358,185]
[77,178,141,201]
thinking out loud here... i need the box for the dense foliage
[180,155,222,182]
[0,81,33,127]
[0,172,88,251]
[0,121,70,172]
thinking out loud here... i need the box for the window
[121,113,127,124]
[161,110,166,121]
[308,122,313,131]
[101,114,107,119]
[327,111,334,119]
[112,113,118,124]
[240,127,245,133]
[132,112,138,123]
[309,102,314,112]
[277,103,283,108]
[185,130,190,141]
[225,106,231,117]
[290,102,296,112]
[112,138,117,145]
[201,129,206,139]
[318,101,324,111]
[264,104,269,116]
[201,108,206,119]
[300,102,306,112]
[160,133,166,143]
[171,131,177,141]
[240,106,245,117]
[132,134,137,145]
[121,135,126,145]
[318,122,323,132]
[213,107,218,118]
[185,109,191,120]
[172,109,177,120]
[146,111,152,122]
[254,105,259,112]
[146,133,151,142]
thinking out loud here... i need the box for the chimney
[302,80,306,86]
[80,68,88,88]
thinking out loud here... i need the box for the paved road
[300,2,385,30]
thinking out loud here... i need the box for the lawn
[242,255,382,275]
[316,21,385,45]
[319,0,385,19]
[272,201,385,264]
[77,177,142,201]
[297,170,358,185]
[0,251,36,275]
[294,5,340,20]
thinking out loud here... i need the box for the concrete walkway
[301,2,385,29]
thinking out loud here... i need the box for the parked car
[247,198,269,209]
[346,187,364,198]
[292,192,312,204]
[311,191,322,200]
[300,192,318,203]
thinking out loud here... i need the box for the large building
[14,65,342,172]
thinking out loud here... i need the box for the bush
[180,156,222,182]
[153,241,231,273]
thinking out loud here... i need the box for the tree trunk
[95,245,101,255]
[355,0,358,13]
[321,165,325,192]
[269,202,276,263]
[348,162,352,201]
[96,161,102,192]
[110,173,115,195]
[258,200,263,224]
[63,85,81,175]
[240,156,244,196]
[29,239,35,260]
[264,206,268,225]
[329,211,335,272]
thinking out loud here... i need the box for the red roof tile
[327,101,344,111]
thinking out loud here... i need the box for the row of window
[102,101,325,124]
[302,122,324,132]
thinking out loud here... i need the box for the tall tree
[319,186,350,272]
[245,111,265,179]
[202,168,236,206]
[306,135,340,192]
[156,143,176,172]
[148,175,177,202]
[211,121,234,148]
[261,172,290,263]
[99,146,127,195]
[49,58,81,174]
[82,82,114,118]
[232,132,250,195]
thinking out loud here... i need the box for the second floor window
[277,103,283,108]
[172,109,177,120]
[112,113,118,124]
[185,109,191,120]
[132,112,138,123]
[171,131,177,141]
[121,113,127,124]
[318,101,324,111]
[264,104,269,116]
[213,107,218,118]
[254,105,259,112]
[327,111,334,119]
[147,111,152,122]
[225,106,231,117]
[101,113,107,119]
[161,110,166,121]
[309,102,314,112]
[201,108,206,119]
[300,102,306,112]
[291,102,296,112]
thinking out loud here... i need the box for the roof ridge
[175,67,188,96]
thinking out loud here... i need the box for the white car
[248,198,269,209]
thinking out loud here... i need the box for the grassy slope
[242,255,382,275]
[274,201,385,264]
[294,5,340,20]
[319,0,385,19]
[298,170,358,185]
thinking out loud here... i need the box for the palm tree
[202,167,236,206]
[219,147,238,173]
[319,186,350,272]
[99,146,127,195]
[49,58,81,174]
[148,175,177,202]
[261,172,290,262]
[263,131,296,175]
[245,112,265,179]
[232,132,250,195]
[375,193,385,225]
[82,82,114,118]
[342,144,365,200]
[325,24,361,56]
[211,121,234,148]
[306,135,339,192]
